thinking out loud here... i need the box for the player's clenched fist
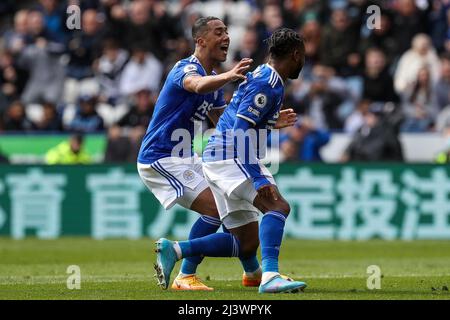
[225,58,253,81]
[274,108,297,129]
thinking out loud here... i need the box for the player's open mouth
[220,44,229,54]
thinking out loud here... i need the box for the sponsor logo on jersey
[247,106,261,117]
[183,64,198,74]
[190,100,214,122]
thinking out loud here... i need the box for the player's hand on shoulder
[274,108,297,129]
[257,184,279,201]
[225,58,253,82]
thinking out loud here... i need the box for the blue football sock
[180,215,221,275]
[259,211,287,273]
[239,256,260,273]
[222,225,260,273]
[178,232,240,258]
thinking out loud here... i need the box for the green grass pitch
[1,238,450,300]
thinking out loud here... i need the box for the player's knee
[206,206,220,219]
[191,188,220,218]
[271,200,290,216]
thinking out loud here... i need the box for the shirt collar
[265,63,285,87]
[192,55,209,75]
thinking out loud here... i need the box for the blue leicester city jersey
[203,64,284,162]
[138,55,226,164]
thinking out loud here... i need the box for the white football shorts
[137,154,209,209]
[202,158,276,229]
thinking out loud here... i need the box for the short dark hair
[71,133,84,145]
[192,16,221,40]
[266,28,305,59]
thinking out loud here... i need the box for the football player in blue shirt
[154,28,307,293]
[138,16,272,291]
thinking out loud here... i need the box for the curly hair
[265,28,305,59]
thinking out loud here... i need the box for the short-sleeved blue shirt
[203,63,284,162]
[138,55,226,164]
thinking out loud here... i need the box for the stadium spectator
[109,0,165,60]
[428,0,450,53]
[291,64,348,130]
[2,100,34,131]
[0,50,28,111]
[391,0,427,55]
[358,10,399,67]
[104,125,132,163]
[345,99,371,134]
[66,9,104,80]
[119,45,163,98]
[445,5,450,53]
[68,94,104,133]
[254,3,284,42]
[341,103,404,162]
[117,88,154,129]
[32,101,63,132]
[400,66,438,132]
[2,10,29,54]
[35,0,68,45]
[95,38,129,105]
[319,8,360,76]
[435,52,450,111]
[104,124,144,163]
[45,133,92,164]
[436,104,450,133]
[280,116,330,162]
[362,48,399,103]
[394,33,441,94]
[295,0,329,27]
[232,28,266,72]
[173,4,202,42]
[148,0,182,51]
[17,10,65,105]
[299,18,321,80]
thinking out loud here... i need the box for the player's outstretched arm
[183,58,253,94]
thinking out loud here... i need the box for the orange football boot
[171,275,214,291]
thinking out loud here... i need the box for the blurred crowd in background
[0,0,450,164]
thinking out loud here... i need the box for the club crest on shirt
[254,93,267,108]
[183,170,195,182]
